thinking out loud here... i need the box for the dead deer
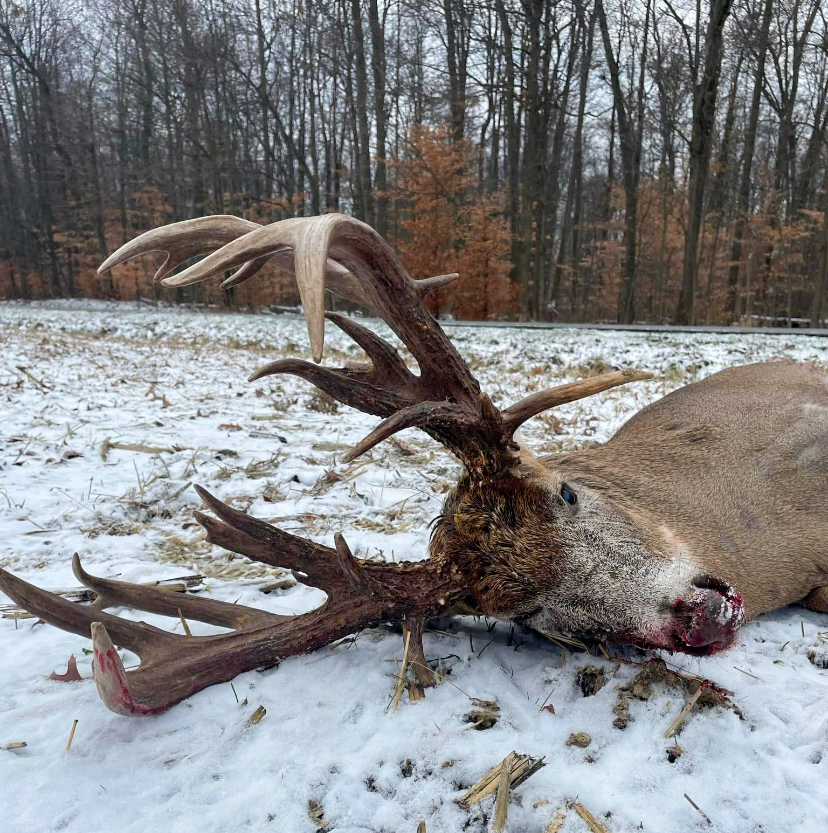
[2,214,826,717]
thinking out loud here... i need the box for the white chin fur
[518,559,705,642]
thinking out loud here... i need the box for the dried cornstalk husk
[65,719,78,752]
[457,752,545,809]
[544,803,568,833]
[247,705,266,725]
[664,680,708,738]
[392,630,412,711]
[492,752,514,832]
[684,793,712,825]
[177,609,193,637]
[308,799,326,829]
[572,801,611,833]
[101,437,188,460]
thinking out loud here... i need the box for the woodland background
[1,0,827,325]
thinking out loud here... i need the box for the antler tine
[310,217,477,395]
[342,400,470,463]
[250,312,411,386]
[72,554,274,629]
[157,216,376,362]
[217,244,367,305]
[0,564,175,656]
[192,485,346,594]
[250,358,397,413]
[96,217,368,318]
[249,313,415,419]
[415,272,460,298]
[333,533,386,598]
[89,622,170,716]
[323,312,412,380]
[97,215,261,282]
[501,369,654,435]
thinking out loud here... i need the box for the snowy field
[1,301,827,833]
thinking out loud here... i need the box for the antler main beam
[0,487,468,716]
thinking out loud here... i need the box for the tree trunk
[494,0,522,304]
[540,24,578,317]
[254,0,273,205]
[596,0,648,324]
[726,0,773,324]
[368,0,387,236]
[676,0,734,325]
[810,166,828,327]
[519,0,544,318]
[350,0,373,226]
[443,0,469,140]
[552,9,594,313]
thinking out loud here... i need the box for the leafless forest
[1,0,827,325]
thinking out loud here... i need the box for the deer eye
[560,484,577,506]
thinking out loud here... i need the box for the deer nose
[681,588,731,647]
[672,575,744,651]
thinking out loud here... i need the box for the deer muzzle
[670,576,745,654]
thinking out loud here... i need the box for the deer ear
[453,506,496,539]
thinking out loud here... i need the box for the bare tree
[596,0,650,324]
[726,0,774,323]
[675,0,735,325]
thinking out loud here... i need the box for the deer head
[0,213,665,716]
[431,461,745,657]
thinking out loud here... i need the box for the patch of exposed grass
[575,357,613,378]
[307,389,339,414]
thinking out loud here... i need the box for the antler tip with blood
[90,622,166,717]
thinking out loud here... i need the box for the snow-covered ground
[1,301,826,833]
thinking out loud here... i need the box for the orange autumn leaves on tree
[391,125,515,319]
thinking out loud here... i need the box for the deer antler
[98,212,651,470]
[0,487,468,716]
[0,214,652,716]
